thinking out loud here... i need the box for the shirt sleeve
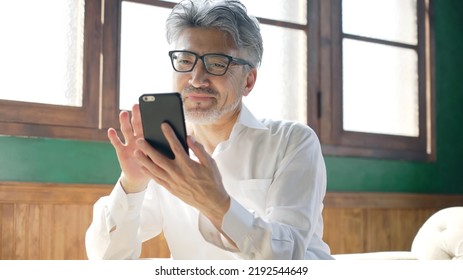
[221,126,332,260]
[85,178,153,259]
[198,212,240,252]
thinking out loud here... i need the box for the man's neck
[189,111,240,155]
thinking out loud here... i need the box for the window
[0,0,106,140]
[0,1,85,107]
[0,0,434,161]
[312,0,435,160]
[118,0,308,123]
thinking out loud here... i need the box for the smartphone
[139,93,188,159]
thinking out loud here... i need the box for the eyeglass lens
[170,51,231,76]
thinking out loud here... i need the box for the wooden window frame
[0,0,435,163]
[309,0,435,161]
[105,0,311,124]
[0,0,112,141]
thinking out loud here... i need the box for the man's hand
[134,123,231,229]
[107,104,150,193]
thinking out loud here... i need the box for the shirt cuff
[198,212,239,252]
[221,197,254,246]
[107,180,146,226]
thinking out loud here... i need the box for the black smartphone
[139,93,188,159]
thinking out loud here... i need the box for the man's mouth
[185,93,215,102]
[183,87,217,103]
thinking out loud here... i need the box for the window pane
[164,0,307,24]
[120,3,307,124]
[342,0,417,45]
[120,2,173,110]
[240,0,306,24]
[342,39,419,137]
[243,26,307,123]
[0,0,84,106]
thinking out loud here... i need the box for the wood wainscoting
[1,181,462,259]
[0,181,169,260]
[323,192,463,254]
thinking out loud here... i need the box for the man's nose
[189,59,210,86]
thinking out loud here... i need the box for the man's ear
[243,68,257,97]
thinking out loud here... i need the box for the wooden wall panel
[322,208,365,253]
[0,182,170,259]
[1,204,15,259]
[1,182,462,259]
[322,208,435,254]
[322,192,463,254]
[39,205,54,260]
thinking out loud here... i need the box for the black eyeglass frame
[168,50,253,76]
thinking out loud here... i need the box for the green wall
[0,136,120,184]
[1,0,462,194]
[432,0,463,194]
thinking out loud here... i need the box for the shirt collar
[236,103,268,130]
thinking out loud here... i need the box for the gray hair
[166,0,263,68]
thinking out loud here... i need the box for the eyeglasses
[168,50,253,76]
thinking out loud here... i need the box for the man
[85,0,332,260]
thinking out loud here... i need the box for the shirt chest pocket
[236,179,272,216]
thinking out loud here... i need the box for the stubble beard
[182,88,242,125]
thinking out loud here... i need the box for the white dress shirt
[85,105,333,260]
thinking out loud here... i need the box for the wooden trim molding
[4,182,462,208]
[0,181,112,204]
[324,191,463,209]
